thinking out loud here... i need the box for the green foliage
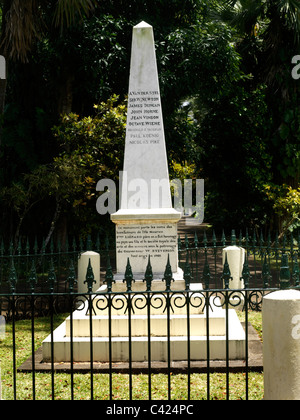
[170,161,197,182]
[0,104,48,177]
[0,0,98,62]
[0,96,126,239]
[196,84,273,229]
[52,95,126,234]
[264,184,300,234]
[53,94,126,185]
[159,19,242,109]
[215,0,300,188]
[0,0,299,238]
[274,104,300,181]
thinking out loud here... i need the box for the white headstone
[111,22,181,277]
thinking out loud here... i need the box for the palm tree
[0,0,97,114]
[0,0,97,62]
[218,0,300,187]
[218,0,300,87]
[219,0,300,37]
[216,0,264,36]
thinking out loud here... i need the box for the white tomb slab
[42,294,246,363]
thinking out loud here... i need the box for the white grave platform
[42,282,246,363]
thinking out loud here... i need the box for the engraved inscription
[116,224,177,262]
[127,90,162,145]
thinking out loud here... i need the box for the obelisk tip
[134,21,152,29]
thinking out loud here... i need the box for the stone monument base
[42,285,246,363]
[111,208,181,276]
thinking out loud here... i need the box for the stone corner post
[77,251,101,294]
[263,289,300,400]
[222,246,245,310]
[222,246,245,289]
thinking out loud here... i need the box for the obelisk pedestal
[111,21,181,280]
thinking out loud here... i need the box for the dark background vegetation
[0,0,299,247]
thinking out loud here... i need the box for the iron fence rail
[2,227,299,255]
[0,251,298,316]
[0,228,299,293]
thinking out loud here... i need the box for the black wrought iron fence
[0,229,299,319]
[0,286,261,401]
[178,228,300,288]
[0,249,299,400]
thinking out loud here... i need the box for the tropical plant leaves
[54,0,98,28]
[1,0,98,62]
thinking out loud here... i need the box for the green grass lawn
[0,312,264,400]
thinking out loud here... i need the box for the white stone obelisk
[120,21,171,210]
[111,21,181,278]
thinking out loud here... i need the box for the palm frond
[215,0,265,36]
[54,0,97,28]
[276,0,300,45]
[2,0,42,62]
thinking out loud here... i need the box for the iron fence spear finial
[84,258,96,293]
[184,252,193,291]
[222,253,233,289]
[202,251,211,290]
[262,255,271,289]
[8,258,17,293]
[28,260,37,293]
[123,258,135,292]
[143,256,153,292]
[48,258,57,293]
[66,259,77,293]
[104,254,115,292]
[163,255,174,292]
[241,253,251,289]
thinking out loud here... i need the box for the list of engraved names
[127,90,162,145]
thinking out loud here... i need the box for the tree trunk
[58,74,74,115]
[43,199,62,251]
